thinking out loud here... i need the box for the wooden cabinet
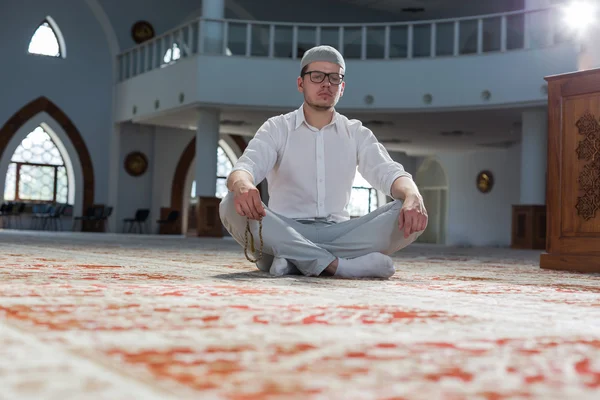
[511,205,546,250]
[195,196,223,237]
[541,68,600,273]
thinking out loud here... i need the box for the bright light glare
[563,1,597,33]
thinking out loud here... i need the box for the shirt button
[319,179,323,183]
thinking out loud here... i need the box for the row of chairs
[31,203,72,230]
[0,202,26,229]
[122,208,180,234]
[1,202,180,234]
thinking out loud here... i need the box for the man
[220,45,427,279]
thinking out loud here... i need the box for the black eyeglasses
[302,71,344,85]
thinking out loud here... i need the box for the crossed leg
[219,192,422,278]
[219,192,335,276]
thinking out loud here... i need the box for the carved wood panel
[575,110,600,220]
[561,95,600,235]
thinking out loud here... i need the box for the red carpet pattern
[1,231,600,399]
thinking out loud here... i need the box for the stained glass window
[28,20,61,57]
[346,170,379,217]
[164,43,181,64]
[3,126,68,203]
[190,145,234,199]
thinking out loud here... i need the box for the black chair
[43,204,69,231]
[123,208,150,233]
[72,206,96,231]
[156,210,179,233]
[91,206,113,232]
[30,204,51,230]
[0,203,14,229]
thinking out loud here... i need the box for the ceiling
[136,104,529,156]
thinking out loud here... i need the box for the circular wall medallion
[476,170,494,193]
[124,151,148,177]
[131,21,155,44]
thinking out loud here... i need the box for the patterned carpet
[1,230,599,400]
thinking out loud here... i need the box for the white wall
[115,44,577,122]
[118,123,197,233]
[434,146,522,247]
[151,127,195,233]
[0,0,113,205]
[118,123,155,231]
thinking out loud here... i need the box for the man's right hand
[232,180,266,220]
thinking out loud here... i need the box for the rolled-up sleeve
[230,119,279,185]
[355,124,412,197]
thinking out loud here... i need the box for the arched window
[3,126,69,203]
[190,143,236,200]
[28,17,66,58]
[163,43,181,64]
[346,170,380,217]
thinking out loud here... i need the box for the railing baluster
[187,23,193,55]
[477,18,483,54]
[361,26,367,60]
[136,48,141,75]
[292,25,298,59]
[501,15,507,52]
[316,26,321,46]
[198,19,204,54]
[128,52,133,78]
[430,23,436,57]
[246,23,252,56]
[453,20,460,56]
[524,12,531,49]
[222,21,229,55]
[407,24,413,59]
[269,24,275,57]
[546,9,554,47]
[119,55,123,81]
[384,25,390,59]
[339,26,344,55]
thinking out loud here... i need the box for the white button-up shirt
[231,104,412,222]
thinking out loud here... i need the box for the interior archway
[415,157,449,245]
[0,97,95,215]
[171,134,247,234]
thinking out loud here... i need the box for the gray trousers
[219,192,421,276]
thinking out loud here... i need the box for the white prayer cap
[300,45,345,72]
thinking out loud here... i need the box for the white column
[520,108,548,204]
[195,108,220,198]
[202,0,225,54]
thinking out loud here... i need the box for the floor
[1,230,599,399]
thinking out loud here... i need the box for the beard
[305,94,338,111]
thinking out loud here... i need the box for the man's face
[297,61,345,111]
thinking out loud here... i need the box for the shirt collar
[294,103,342,132]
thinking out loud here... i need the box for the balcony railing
[117,6,571,82]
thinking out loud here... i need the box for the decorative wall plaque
[124,151,148,177]
[131,21,155,44]
[476,170,493,193]
[575,110,600,220]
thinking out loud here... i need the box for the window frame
[8,161,67,203]
[27,16,67,59]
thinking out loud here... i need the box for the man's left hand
[398,193,428,238]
